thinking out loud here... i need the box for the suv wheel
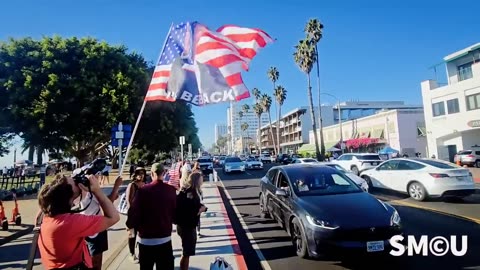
[408,182,427,201]
[476,160,480,168]
[259,194,270,219]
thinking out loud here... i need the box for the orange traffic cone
[0,200,8,230]
[10,193,21,226]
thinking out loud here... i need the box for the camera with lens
[72,158,107,186]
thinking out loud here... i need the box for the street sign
[111,124,132,132]
[179,136,185,145]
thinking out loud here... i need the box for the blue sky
[1,0,480,166]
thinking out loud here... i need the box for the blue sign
[111,123,132,147]
[111,124,132,132]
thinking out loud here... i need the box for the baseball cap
[150,163,164,174]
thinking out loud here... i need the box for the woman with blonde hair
[174,172,207,270]
[192,161,200,173]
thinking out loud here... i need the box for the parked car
[197,157,214,175]
[320,163,369,192]
[260,154,272,164]
[223,157,246,174]
[360,158,476,201]
[219,156,227,166]
[276,153,289,163]
[454,150,480,167]
[245,157,263,169]
[332,153,382,175]
[259,164,402,258]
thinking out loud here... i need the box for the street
[215,164,480,270]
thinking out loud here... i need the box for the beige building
[259,124,278,153]
[306,109,427,157]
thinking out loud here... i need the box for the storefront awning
[298,142,338,153]
[371,129,384,139]
[345,138,380,149]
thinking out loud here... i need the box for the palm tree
[260,94,276,155]
[305,18,326,158]
[241,122,249,154]
[273,85,287,155]
[242,104,250,114]
[267,67,280,154]
[252,88,261,103]
[293,38,322,161]
[253,103,264,153]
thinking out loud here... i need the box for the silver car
[223,157,246,174]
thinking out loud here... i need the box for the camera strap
[26,211,44,270]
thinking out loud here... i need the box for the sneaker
[129,254,139,263]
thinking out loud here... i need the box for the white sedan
[360,158,476,201]
[320,163,370,192]
[245,158,263,169]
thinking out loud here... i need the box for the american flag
[144,22,273,104]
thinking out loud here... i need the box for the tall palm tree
[253,103,264,153]
[241,122,249,154]
[252,88,261,103]
[273,85,287,155]
[267,67,280,154]
[260,94,276,155]
[305,18,326,158]
[293,38,322,161]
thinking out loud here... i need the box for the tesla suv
[259,164,402,258]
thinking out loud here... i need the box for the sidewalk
[107,182,247,270]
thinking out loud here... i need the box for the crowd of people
[35,158,206,270]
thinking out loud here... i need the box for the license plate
[457,176,467,181]
[367,241,384,252]
[371,162,378,165]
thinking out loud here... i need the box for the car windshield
[198,158,212,162]
[287,167,361,196]
[220,157,226,160]
[356,155,381,160]
[414,159,457,169]
[302,158,318,163]
[457,150,472,155]
[226,157,242,163]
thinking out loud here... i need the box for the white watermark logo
[390,235,468,256]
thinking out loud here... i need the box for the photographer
[37,174,120,269]
[79,171,123,270]
[175,172,207,270]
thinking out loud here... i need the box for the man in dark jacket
[126,163,177,270]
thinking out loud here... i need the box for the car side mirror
[275,188,288,197]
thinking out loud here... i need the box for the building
[227,102,269,154]
[327,101,423,126]
[279,107,321,153]
[214,123,228,143]
[421,43,480,162]
[306,109,427,157]
[259,123,278,153]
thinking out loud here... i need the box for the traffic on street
[215,162,480,270]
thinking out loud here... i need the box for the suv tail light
[429,173,449,178]
[466,154,475,158]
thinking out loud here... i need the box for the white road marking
[217,175,273,270]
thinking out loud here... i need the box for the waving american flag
[144,22,273,106]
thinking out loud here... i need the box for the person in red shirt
[37,174,120,269]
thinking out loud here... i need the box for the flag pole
[119,22,174,178]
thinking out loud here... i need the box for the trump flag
[144,22,273,106]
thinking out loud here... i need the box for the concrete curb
[0,225,34,246]
[102,237,128,269]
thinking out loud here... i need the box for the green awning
[298,142,338,153]
[371,129,384,139]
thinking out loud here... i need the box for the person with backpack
[125,167,146,263]
[175,172,207,270]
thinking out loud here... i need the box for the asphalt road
[215,164,480,270]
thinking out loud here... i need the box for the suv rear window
[457,150,472,155]
[198,158,212,162]
[262,155,270,157]
[226,157,242,162]
[355,155,381,160]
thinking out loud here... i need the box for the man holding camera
[126,163,177,270]
[37,173,120,269]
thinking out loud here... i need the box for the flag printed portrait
[144,21,273,106]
